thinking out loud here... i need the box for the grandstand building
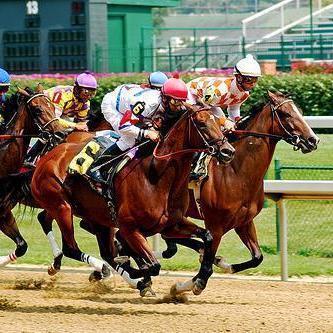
[0,0,180,73]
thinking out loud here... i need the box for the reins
[153,109,221,160]
[0,93,59,141]
[230,99,299,146]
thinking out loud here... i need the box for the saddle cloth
[68,135,118,176]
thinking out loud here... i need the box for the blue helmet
[148,71,168,89]
[0,68,10,86]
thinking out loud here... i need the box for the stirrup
[190,171,205,181]
[88,169,106,184]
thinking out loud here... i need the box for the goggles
[168,98,183,106]
[78,87,96,99]
[241,76,258,84]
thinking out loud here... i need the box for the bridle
[270,99,303,149]
[233,98,303,150]
[153,108,226,160]
[0,93,62,144]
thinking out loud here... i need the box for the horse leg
[112,231,156,294]
[118,228,160,296]
[163,218,214,296]
[161,232,231,273]
[229,220,263,273]
[0,209,28,266]
[49,202,110,279]
[154,237,204,259]
[37,210,63,274]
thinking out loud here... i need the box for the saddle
[68,135,131,221]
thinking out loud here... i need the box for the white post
[242,22,247,39]
[281,6,285,33]
[152,234,160,253]
[277,199,288,281]
[153,33,157,72]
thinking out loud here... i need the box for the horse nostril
[221,148,235,158]
[308,136,319,147]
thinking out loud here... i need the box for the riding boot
[24,140,46,168]
[88,143,123,183]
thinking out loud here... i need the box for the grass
[0,135,332,277]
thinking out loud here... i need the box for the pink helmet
[75,71,98,89]
[161,78,188,101]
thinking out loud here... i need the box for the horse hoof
[89,271,103,282]
[192,279,205,296]
[101,264,111,279]
[214,256,233,273]
[170,283,178,297]
[53,253,63,271]
[139,286,156,297]
[47,265,59,276]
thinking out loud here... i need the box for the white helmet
[234,54,261,77]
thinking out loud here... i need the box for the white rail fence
[241,0,333,50]
[264,180,333,281]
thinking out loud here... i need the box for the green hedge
[10,73,333,116]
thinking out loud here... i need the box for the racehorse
[0,87,64,266]
[30,105,235,295]
[0,103,111,268]
[160,91,320,295]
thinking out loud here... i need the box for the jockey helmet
[234,54,261,77]
[74,71,97,102]
[148,71,168,89]
[161,78,188,101]
[75,71,98,89]
[0,68,10,87]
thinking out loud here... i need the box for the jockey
[24,71,98,167]
[45,71,98,131]
[187,54,261,131]
[88,77,188,182]
[140,71,168,90]
[148,71,169,89]
[0,68,11,129]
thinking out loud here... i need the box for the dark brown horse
[31,105,235,295]
[0,87,64,266]
[0,106,111,268]
[161,91,320,295]
[35,112,114,271]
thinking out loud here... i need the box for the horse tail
[0,171,34,210]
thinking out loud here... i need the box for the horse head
[16,86,64,138]
[267,91,319,153]
[184,103,235,164]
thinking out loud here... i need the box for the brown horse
[0,105,111,268]
[31,105,235,295]
[35,112,114,271]
[0,87,64,266]
[161,91,320,294]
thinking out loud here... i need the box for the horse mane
[236,100,268,130]
[236,91,291,130]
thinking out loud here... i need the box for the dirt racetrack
[0,267,332,333]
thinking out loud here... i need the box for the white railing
[257,3,333,43]
[242,0,325,42]
[264,180,333,281]
[304,116,333,128]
